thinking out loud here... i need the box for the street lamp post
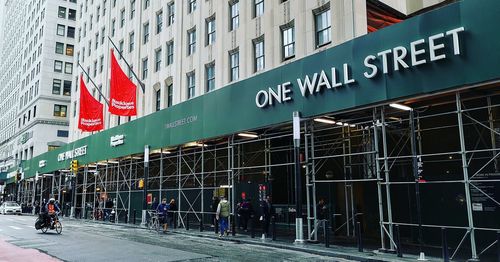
[293,111,304,244]
[141,145,150,227]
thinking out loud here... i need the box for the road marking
[8,226,22,230]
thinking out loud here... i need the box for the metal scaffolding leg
[373,108,387,250]
[455,92,479,261]
[381,107,395,250]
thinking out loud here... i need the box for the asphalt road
[0,214,354,262]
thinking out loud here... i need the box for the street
[0,214,352,262]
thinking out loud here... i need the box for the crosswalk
[7,238,56,249]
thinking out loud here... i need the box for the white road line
[8,226,22,230]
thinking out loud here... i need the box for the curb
[76,219,412,262]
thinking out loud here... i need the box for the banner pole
[107,36,145,93]
[78,63,110,106]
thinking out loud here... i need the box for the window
[230,50,239,81]
[111,19,116,36]
[90,15,93,30]
[53,105,67,117]
[155,89,161,111]
[97,6,100,22]
[97,85,103,102]
[130,0,136,19]
[129,32,135,52]
[187,29,196,55]
[315,9,331,47]
[52,79,61,94]
[66,44,74,56]
[144,0,150,9]
[206,63,215,92]
[99,56,104,72]
[230,2,239,31]
[282,25,295,59]
[119,40,124,56]
[156,10,163,34]
[95,33,99,49]
[120,9,125,27]
[93,60,97,76]
[187,72,195,99]
[143,22,149,44]
[54,60,63,72]
[65,62,73,74]
[155,49,161,72]
[57,130,69,138]
[58,6,66,18]
[167,2,175,25]
[166,41,174,65]
[188,0,196,13]
[254,0,264,17]
[254,39,264,72]
[57,24,65,36]
[68,9,76,20]
[167,84,173,107]
[63,80,71,96]
[142,57,148,80]
[206,18,215,45]
[67,26,75,38]
[101,28,105,45]
[55,42,64,54]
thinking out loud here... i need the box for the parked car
[0,201,22,215]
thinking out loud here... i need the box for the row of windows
[54,60,73,74]
[20,81,39,111]
[18,105,37,129]
[154,84,173,112]
[55,42,74,56]
[52,79,72,96]
[57,24,76,38]
[58,6,77,20]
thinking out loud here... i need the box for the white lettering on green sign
[255,26,465,108]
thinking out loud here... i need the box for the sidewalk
[0,238,60,262]
[77,219,440,262]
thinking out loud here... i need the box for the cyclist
[45,198,60,229]
[156,198,169,232]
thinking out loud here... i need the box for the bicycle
[35,213,62,234]
[147,211,161,233]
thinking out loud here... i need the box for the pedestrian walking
[240,198,253,232]
[260,195,275,239]
[156,198,169,232]
[167,198,177,229]
[216,196,230,237]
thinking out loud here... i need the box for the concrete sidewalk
[0,238,61,262]
[74,218,440,262]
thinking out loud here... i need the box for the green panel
[17,0,500,183]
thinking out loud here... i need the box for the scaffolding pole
[456,92,479,260]
[381,107,395,250]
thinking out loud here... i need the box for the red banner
[78,75,104,132]
[109,49,137,116]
